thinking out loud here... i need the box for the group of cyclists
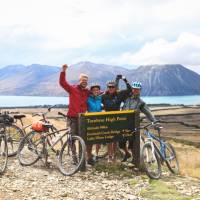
[59,64,157,166]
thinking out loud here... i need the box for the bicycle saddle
[14,115,26,119]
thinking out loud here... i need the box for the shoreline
[0,103,199,109]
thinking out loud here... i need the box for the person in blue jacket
[87,84,102,112]
[86,83,102,165]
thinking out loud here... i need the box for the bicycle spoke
[58,135,86,176]
[18,131,42,166]
[0,134,8,174]
[141,142,161,179]
[5,125,24,157]
[164,142,179,174]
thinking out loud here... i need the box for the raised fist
[62,64,68,71]
[116,74,122,79]
[122,76,128,82]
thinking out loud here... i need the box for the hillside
[0,62,200,96]
[126,64,200,96]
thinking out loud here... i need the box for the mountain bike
[0,121,8,174]
[18,112,86,176]
[1,106,58,157]
[140,121,179,179]
[1,112,26,157]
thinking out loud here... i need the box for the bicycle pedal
[55,150,60,157]
[45,161,52,168]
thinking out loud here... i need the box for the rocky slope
[126,64,200,96]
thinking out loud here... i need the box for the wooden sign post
[79,110,140,167]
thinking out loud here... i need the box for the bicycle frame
[44,128,70,150]
[143,128,167,163]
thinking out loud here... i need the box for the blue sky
[0,0,200,73]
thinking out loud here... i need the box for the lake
[0,95,200,107]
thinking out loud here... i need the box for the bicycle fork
[145,138,157,163]
[38,136,50,167]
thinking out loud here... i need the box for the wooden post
[78,114,86,171]
[133,111,140,168]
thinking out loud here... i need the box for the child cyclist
[86,83,102,165]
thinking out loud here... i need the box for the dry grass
[171,141,200,179]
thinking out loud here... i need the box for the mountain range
[0,62,200,96]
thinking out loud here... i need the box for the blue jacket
[87,95,102,112]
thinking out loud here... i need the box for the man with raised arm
[59,64,90,136]
[102,75,132,162]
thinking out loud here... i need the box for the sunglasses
[108,86,115,88]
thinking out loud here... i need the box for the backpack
[0,114,14,124]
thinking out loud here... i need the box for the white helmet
[132,81,142,89]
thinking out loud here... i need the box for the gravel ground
[1,157,200,200]
[0,158,147,200]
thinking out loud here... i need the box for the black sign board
[79,110,139,144]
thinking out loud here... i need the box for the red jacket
[59,71,90,118]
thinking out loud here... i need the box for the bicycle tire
[58,135,86,176]
[0,133,8,174]
[164,142,179,174]
[18,131,43,166]
[4,124,24,157]
[141,142,161,179]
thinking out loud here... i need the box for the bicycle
[0,118,9,174]
[1,106,58,157]
[1,111,26,157]
[17,111,86,176]
[140,121,179,179]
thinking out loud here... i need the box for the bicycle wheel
[164,142,179,174]
[5,124,24,157]
[58,135,86,176]
[0,133,8,174]
[18,131,43,166]
[141,142,161,179]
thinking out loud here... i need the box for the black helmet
[106,80,116,87]
[90,83,101,90]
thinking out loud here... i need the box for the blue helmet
[132,81,142,89]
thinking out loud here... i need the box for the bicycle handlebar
[32,105,56,117]
[47,105,57,112]
[58,112,67,118]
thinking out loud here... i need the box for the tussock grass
[141,180,192,200]
[173,142,200,179]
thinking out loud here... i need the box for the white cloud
[113,33,200,73]
[0,0,200,72]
